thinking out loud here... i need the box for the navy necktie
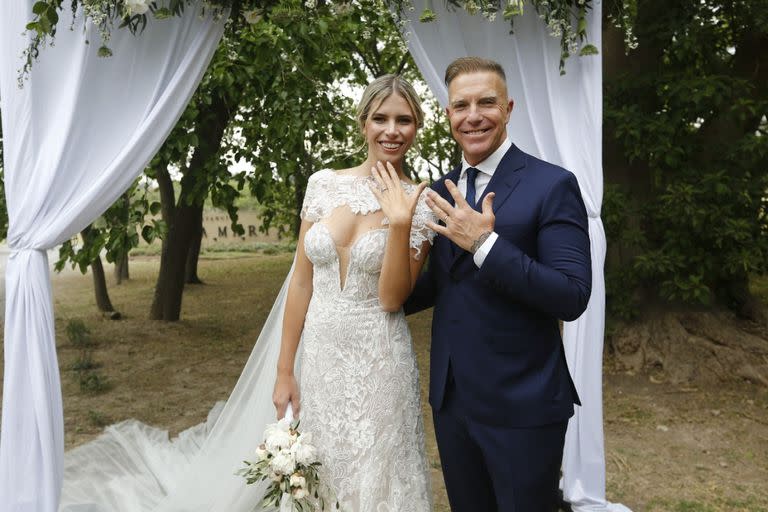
[465,167,480,210]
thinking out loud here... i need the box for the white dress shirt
[457,138,512,267]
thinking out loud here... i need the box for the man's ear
[445,106,451,118]
[505,99,514,123]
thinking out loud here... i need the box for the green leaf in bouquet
[153,7,172,19]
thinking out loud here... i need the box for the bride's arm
[273,218,314,420]
[379,238,431,312]
[371,162,431,312]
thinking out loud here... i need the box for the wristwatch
[470,231,493,254]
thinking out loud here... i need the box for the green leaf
[142,225,156,244]
[418,9,437,23]
[32,2,49,16]
[153,8,172,19]
[579,44,599,56]
[45,7,58,25]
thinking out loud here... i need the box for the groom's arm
[477,172,591,321]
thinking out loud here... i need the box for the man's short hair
[444,57,506,87]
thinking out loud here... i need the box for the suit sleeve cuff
[472,232,499,268]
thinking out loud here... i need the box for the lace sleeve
[410,187,437,260]
[300,170,331,222]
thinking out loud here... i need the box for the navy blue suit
[406,144,591,511]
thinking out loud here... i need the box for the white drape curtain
[0,3,226,510]
[402,2,629,511]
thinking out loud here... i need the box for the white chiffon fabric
[401,2,630,511]
[0,3,225,510]
[60,269,295,511]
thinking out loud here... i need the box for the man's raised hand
[425,179,495,253]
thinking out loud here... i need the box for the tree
[55,179,160,313]
[113,192,132,284]
[147,0,438,320]
[236,1,428,237]
[147,54,239,319]
[602,0,768,321]
[80,225,116,314]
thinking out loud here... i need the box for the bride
[59,74,434,511]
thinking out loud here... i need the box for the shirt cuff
[472,232,498,268]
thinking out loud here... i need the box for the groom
[406,57,592,511]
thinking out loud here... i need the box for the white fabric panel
[402,2,629,510]
[0,3,226,510]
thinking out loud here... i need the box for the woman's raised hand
[369,161,428,228]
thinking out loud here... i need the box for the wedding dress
[59,169,434,512]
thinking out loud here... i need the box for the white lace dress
[298,169,434,512]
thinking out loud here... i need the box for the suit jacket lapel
[449,144,527,273]
[479,143,525,213]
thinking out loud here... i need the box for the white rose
[264,419,294,451]
[265,417,291,436]
[270,451,296,475]
[292,487,308,500]
[289,473,306,489]
[124,0,149,16]
[266,430,293,452]
[291,438,318,466]
[243,9,262,24]
[254,444,269,461]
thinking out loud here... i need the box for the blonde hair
[444,56,506,87]
[356,74,424,132]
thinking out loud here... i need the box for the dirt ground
[1,253,767,511]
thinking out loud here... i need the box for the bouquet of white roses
[238,405,335,512]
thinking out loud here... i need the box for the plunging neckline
[311,222,388,292]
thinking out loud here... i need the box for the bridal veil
[60,266,297,511]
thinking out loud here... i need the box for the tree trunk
[114,193,131,284]
[82,226,115,313]
[150,201,202,320]
[602,21,664,270]
[114,253,129,284]
[91,256,115,313]
[185,206,204,284]
[150,92,232,321]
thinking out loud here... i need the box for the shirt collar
[461,138,512,178]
